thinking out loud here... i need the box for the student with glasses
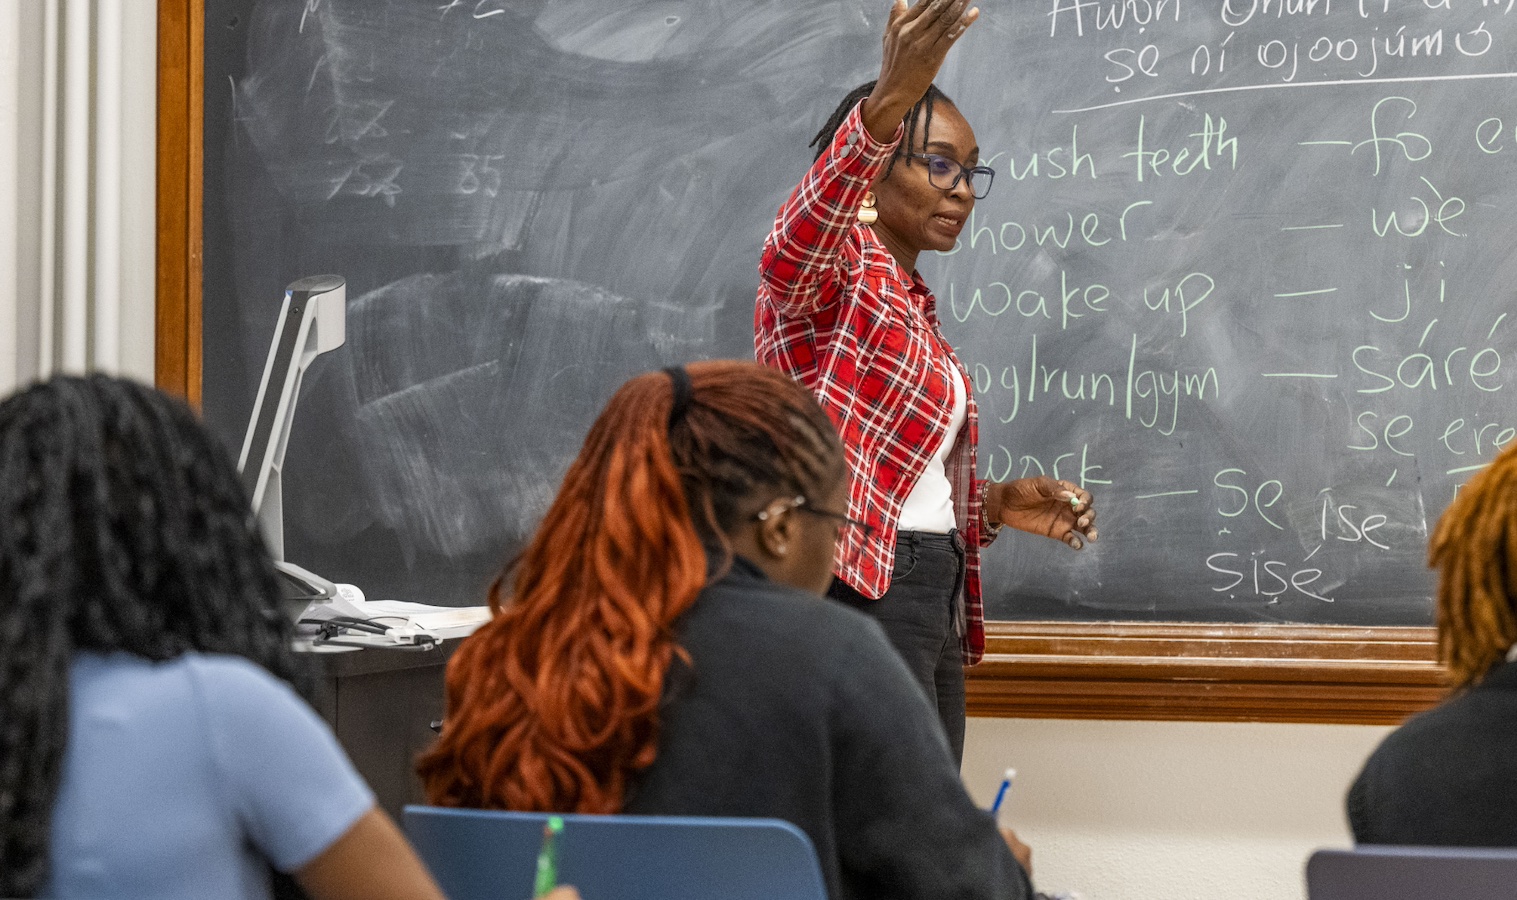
[419,360,1037,900]
[755,0,1098,763]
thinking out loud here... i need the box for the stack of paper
[361,600,493,638]
[296,589,492,647]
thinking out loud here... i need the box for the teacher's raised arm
[754,0,1098,765]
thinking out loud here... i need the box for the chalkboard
[202,0,1517,628]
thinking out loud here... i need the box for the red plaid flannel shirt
[754,101,993,665]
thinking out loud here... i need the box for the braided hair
[809,79,957,180]
[1433,442,1517,689]
[0,374,298,896]
[417,361,843,813]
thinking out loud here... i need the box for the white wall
[964,717,1393,900]
[1,0,156,395]
[117,1,159,381]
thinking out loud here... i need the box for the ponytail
[417,361,840,812]
[809,80,956,180]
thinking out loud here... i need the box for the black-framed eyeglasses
[906,152,995,199]
[756,495,876,540]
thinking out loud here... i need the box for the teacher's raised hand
[861,0,981,142]
[988,478,1099,550]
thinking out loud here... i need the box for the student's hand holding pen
[1000,826,1032,877]
[536,890,580,900]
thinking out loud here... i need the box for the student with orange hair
[1349,441,1517,845]
[417,360,1034,899]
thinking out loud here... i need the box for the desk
[304,643,457,820]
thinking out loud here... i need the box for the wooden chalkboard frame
[154,0,1448,725]
[157,0,200,406]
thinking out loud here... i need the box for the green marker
[533,815,564,898]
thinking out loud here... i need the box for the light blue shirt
[43,652,375,899]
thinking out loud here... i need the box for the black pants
[830,530,967,765]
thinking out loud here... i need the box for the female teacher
[755,0,1098,763]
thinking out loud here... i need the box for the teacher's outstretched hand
[862,0,981,142]
[987,478,1099,550]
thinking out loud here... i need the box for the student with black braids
[1348,441,1517,846]
[0,374,452,900]
[756,0,1098,762]
[419,360,1037,900]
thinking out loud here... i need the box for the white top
[896,362,966,534]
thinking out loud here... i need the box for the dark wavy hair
[417,361,842,813]
[0,374,300,896]
[810,79,957,179]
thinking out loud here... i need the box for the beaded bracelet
[978,481,1003,539]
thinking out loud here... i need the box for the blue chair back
[1307,846,1517,900]
[404,805,829,900]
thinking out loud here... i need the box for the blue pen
[989,767,1017,816]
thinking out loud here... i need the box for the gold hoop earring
[858,192,878,226]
